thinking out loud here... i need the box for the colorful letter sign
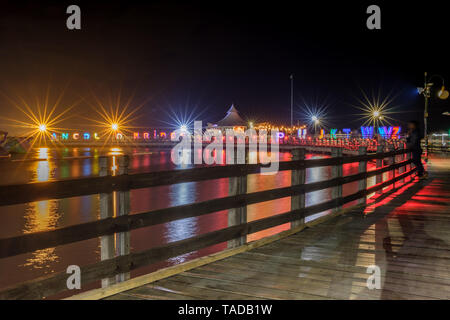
[330,129,337,139]
[343,128,351,139]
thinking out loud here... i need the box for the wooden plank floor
[107,168,450,300]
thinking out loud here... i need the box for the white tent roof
[216,104,247,127]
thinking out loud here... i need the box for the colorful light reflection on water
[0,146,382,296]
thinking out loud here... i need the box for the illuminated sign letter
[319,129,324,139]
[83,133,90,140]
[392,126,401,139]
[361,126,373,139]
[73,133,79,140]
[298,128,307,139]
[378,126,393,139]
[51,133,57,140]
[143,132,149,139]
[133,132,140,139]
[94,133,100,140]
[330,129,337,139]
[160,132,167,138]
[62,133,69,140]
[116,133,123,140]
[343,128,351,139]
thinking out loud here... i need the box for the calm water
[0,147,382,296]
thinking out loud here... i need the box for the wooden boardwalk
[107,167,449,300]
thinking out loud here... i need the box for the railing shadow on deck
[0,145,418,299]
[321,177,440,299]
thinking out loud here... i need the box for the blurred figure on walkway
[406,120,427,180]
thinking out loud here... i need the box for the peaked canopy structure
[215,104,247,127]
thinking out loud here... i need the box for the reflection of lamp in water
[23,153,60,269]
[36,161,50,182]
[111,156,117,175]
[23,200,60,268]
[38,147,49,160]
[109,147,123,156]
[35,148,51,182]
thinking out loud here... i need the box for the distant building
[208,104,247,132]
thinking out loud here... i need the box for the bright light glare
[180,124,188,132]
[351,87,401,128]
[298,99,329,130]
[111,123,119,131]
[38,124,47,132]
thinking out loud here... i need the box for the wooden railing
[0,145,417,299]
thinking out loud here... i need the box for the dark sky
[0,0,449,133]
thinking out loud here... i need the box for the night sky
[0,1,449,133]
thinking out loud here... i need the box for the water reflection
[2,147,353,290]
[34,148,54,182]
[166,182,199,264]
[23,148,61,270]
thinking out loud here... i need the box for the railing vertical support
[398,143,405,184]
[389,144,396,188]
[405,145,412,182]
[228,152,247,248]
[331,147,343,212]
[376,144,383,194]
[358,146,367,205]
[291,148,305,228]
[99,157,115,288]
[117,155,131,282]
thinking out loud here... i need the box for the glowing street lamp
[438,86,449,100]
[38,124,47,132]
[111,123,119,131]
[419,72,448,156]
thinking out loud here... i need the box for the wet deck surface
[107,163,450,300]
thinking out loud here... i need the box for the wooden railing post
[398,143,405,184]
[358,146,367,205]
[376,144,383,194]
[117,155,131,282]
[388,144,396,188]
[228,151,247,248]
[291,148,305,228]
[99,156,115,287]
[331,147,343,212]
[405,144,412,182]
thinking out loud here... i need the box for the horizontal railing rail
[0,158,412,259]
[0,149,406,207]
[0,146,417,299]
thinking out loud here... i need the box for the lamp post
[418,72,448,157]
[290,74,294,127]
